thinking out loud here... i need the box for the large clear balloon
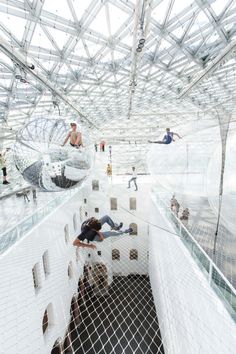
[13,117,94,191]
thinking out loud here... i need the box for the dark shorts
[70,143,82,147]
[2,167,6,176]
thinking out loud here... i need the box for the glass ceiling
[0,0,235,142]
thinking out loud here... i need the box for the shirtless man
[62,123,83,147]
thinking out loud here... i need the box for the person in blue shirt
[148,128,181,144]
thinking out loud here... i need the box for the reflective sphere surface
[14,117,93,191]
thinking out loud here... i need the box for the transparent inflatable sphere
[13,117,94,191]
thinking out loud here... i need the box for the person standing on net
[127,166,138,191]
[73,216,133,249]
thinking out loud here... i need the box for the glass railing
[0,188,79,255]
[153,193,236,322]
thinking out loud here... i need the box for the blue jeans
[93,215,124,241]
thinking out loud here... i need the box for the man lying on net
[73,216,133,249]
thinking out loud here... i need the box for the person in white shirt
[127,166,138,191]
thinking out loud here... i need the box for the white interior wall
[0,171,151,354]
[0,191,84,354]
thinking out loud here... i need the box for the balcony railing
[153,193,236,322]
[0,188,78,256]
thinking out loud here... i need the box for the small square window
[84,198,87,204]
[92,180,99,191]
[110,197,117,210]
[112,249,120,260]
[95,207,99,213]
[97,251,102,256]
[130,249,138,260]
[130,197,136,210]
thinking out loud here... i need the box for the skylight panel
[73,40,89,58]
[85,40,104,57]
[172,22,190,40]
[72,0,93,22]
[121,32,133,47]
[89,6,110,38]
[43,0,73,21]
[210,0,228,17]
[158,39,172,51]
[30,24,55,51]
[168,0,194,21]
[47,27,70,51]
[0,13,26,42]
[108,3,130,35]
[152,0,171,24]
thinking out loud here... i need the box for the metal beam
[178,39,236,98]
[0,35,98,128]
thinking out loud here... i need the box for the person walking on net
[127,166,138,191]
[73,216,133,249]
[149,128,181,144]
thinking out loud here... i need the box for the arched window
[130,249,138,260]
[42,251,50,277]
[51,339,62,354]
[70,295,80,325]
[112,249,120,260]
[42,304,53,335]
[64,224,69,244]
[32,263,41,291]
[92,263,108,289]
[68,261,73,279]
[73,213,78,232]
[129,223,138,235]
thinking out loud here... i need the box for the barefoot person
[62,122,83,147]
[106,164,112,179]
[127,166,138,191]
[73,216,132,249]
[149,128,181,144]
